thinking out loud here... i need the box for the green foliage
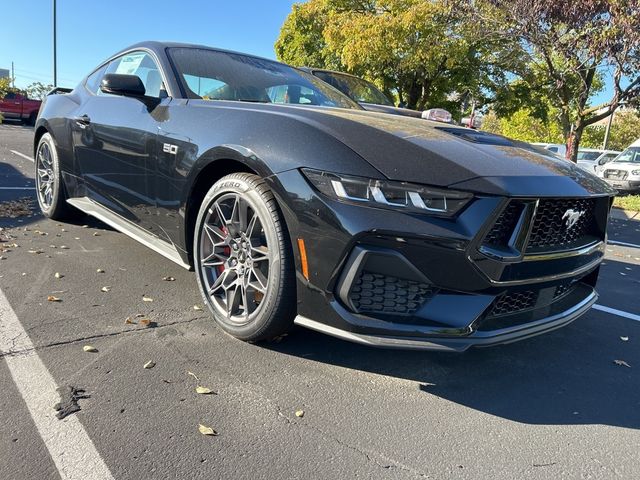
[582,111,640,151]
[613,195,640,212]
[25,82,53,101]
[0,77,14,98]
[481,108,563,143]
[275,0,493,110]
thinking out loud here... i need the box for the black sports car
[34,41,615,351]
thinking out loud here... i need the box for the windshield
[313,71,393,106]
[168,48,361,110]
[577,151,601,161]
[612,147,640,164]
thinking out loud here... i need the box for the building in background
[0,69,9,79]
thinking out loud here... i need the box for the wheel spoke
[203,223,226,247]
[249,267,268,292]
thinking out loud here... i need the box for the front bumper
[269,169,610,351]
[603,179,640,192]
[295,285,596,351]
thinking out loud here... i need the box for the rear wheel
[35,133,76,220]
[194,173,296,341]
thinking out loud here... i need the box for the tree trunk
[405,81,421,110]
[567,121,584,163]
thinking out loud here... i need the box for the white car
[577,148,621,173]
[531,142,566,159]
[597,139,640,193]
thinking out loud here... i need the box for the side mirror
[100,74,146,97]
[598,157,609,165]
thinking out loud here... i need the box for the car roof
[300,67,364,81]
[120,41,288,68]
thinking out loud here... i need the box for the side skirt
[67,196,191,270]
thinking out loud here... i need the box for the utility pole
[602,105,619,150]
[11,61,14,88]
[53,0,57,87]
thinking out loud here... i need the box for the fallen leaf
[139,318,155,327]
[621,336,629,342]
[163,276,175,282]
[83,345,97,353]
[143,361,155,369]
[96,268,104,273]
[54,272,63,279]
[47,295,61,302]
[125,317,136,325]
[195,386,214,395]
[614,359,631,368]
[92,232,100,236]
[28,249,44,254]
[193,305,203,311]
[100,286,111,292]
[295,410,305,418]
[60,245,69,249]
[143,296,153,302]
[198,424,218,436]
[82,225,88,228]
[187,371,201,382]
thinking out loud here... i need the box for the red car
[0,91,41,125]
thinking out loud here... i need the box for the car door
[72,51,169,233]
[0,92,22,119]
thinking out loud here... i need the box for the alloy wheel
[36,141,55,209]
[199,193,271,325]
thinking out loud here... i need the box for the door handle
[73,115,91,128]
[74,115,91,127]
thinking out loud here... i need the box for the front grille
[526,198,598,251]
[483,203,523,248]
[349,271,437,315]
[488,290,538,317]
[487,283,577,318]
[604,169,628,180]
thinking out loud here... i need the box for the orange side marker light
[297,238,309,280]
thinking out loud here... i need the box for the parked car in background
[577,148,621,173]
[0,91,42,125]
[532,142,567,159]
[597,139,640,193]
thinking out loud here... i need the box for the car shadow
[265,271,640,430]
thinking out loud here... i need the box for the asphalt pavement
[1,122,639,479]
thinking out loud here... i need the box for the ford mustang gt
[34,42,615,351]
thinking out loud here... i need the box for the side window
[547,146,558,153]
[85,64,108,95]
[101,51,165,98]
[4,92,15,100]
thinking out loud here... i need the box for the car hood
[604,162,639,170]
[285,107,614,197]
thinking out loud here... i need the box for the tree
[477,0,640,161]
[25,81,54,100]
[276,0,492,112]
[582,110,640,151]
[482,107,564,143]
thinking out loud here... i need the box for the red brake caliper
[216,226,230,275]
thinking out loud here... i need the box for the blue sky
[0,0,616,107]
[0,0,298,89]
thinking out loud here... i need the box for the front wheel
[194,173,296,341]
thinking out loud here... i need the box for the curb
[610,207,640,221]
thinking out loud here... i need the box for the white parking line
[0,186,35,190]
[593,304,640,323]
[10,150,34,162]
[0,288,114,480]
[608,240,640,249]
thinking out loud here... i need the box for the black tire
[27,113,37,126]
[194,173,296,341]
[35,133,77,220]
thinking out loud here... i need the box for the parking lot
[1,123,639,479]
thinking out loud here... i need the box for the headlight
[631,170,640,176]
[302,169,472,216]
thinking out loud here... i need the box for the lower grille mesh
[350,272,437,315]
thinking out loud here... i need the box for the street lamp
[53,0,57,87]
